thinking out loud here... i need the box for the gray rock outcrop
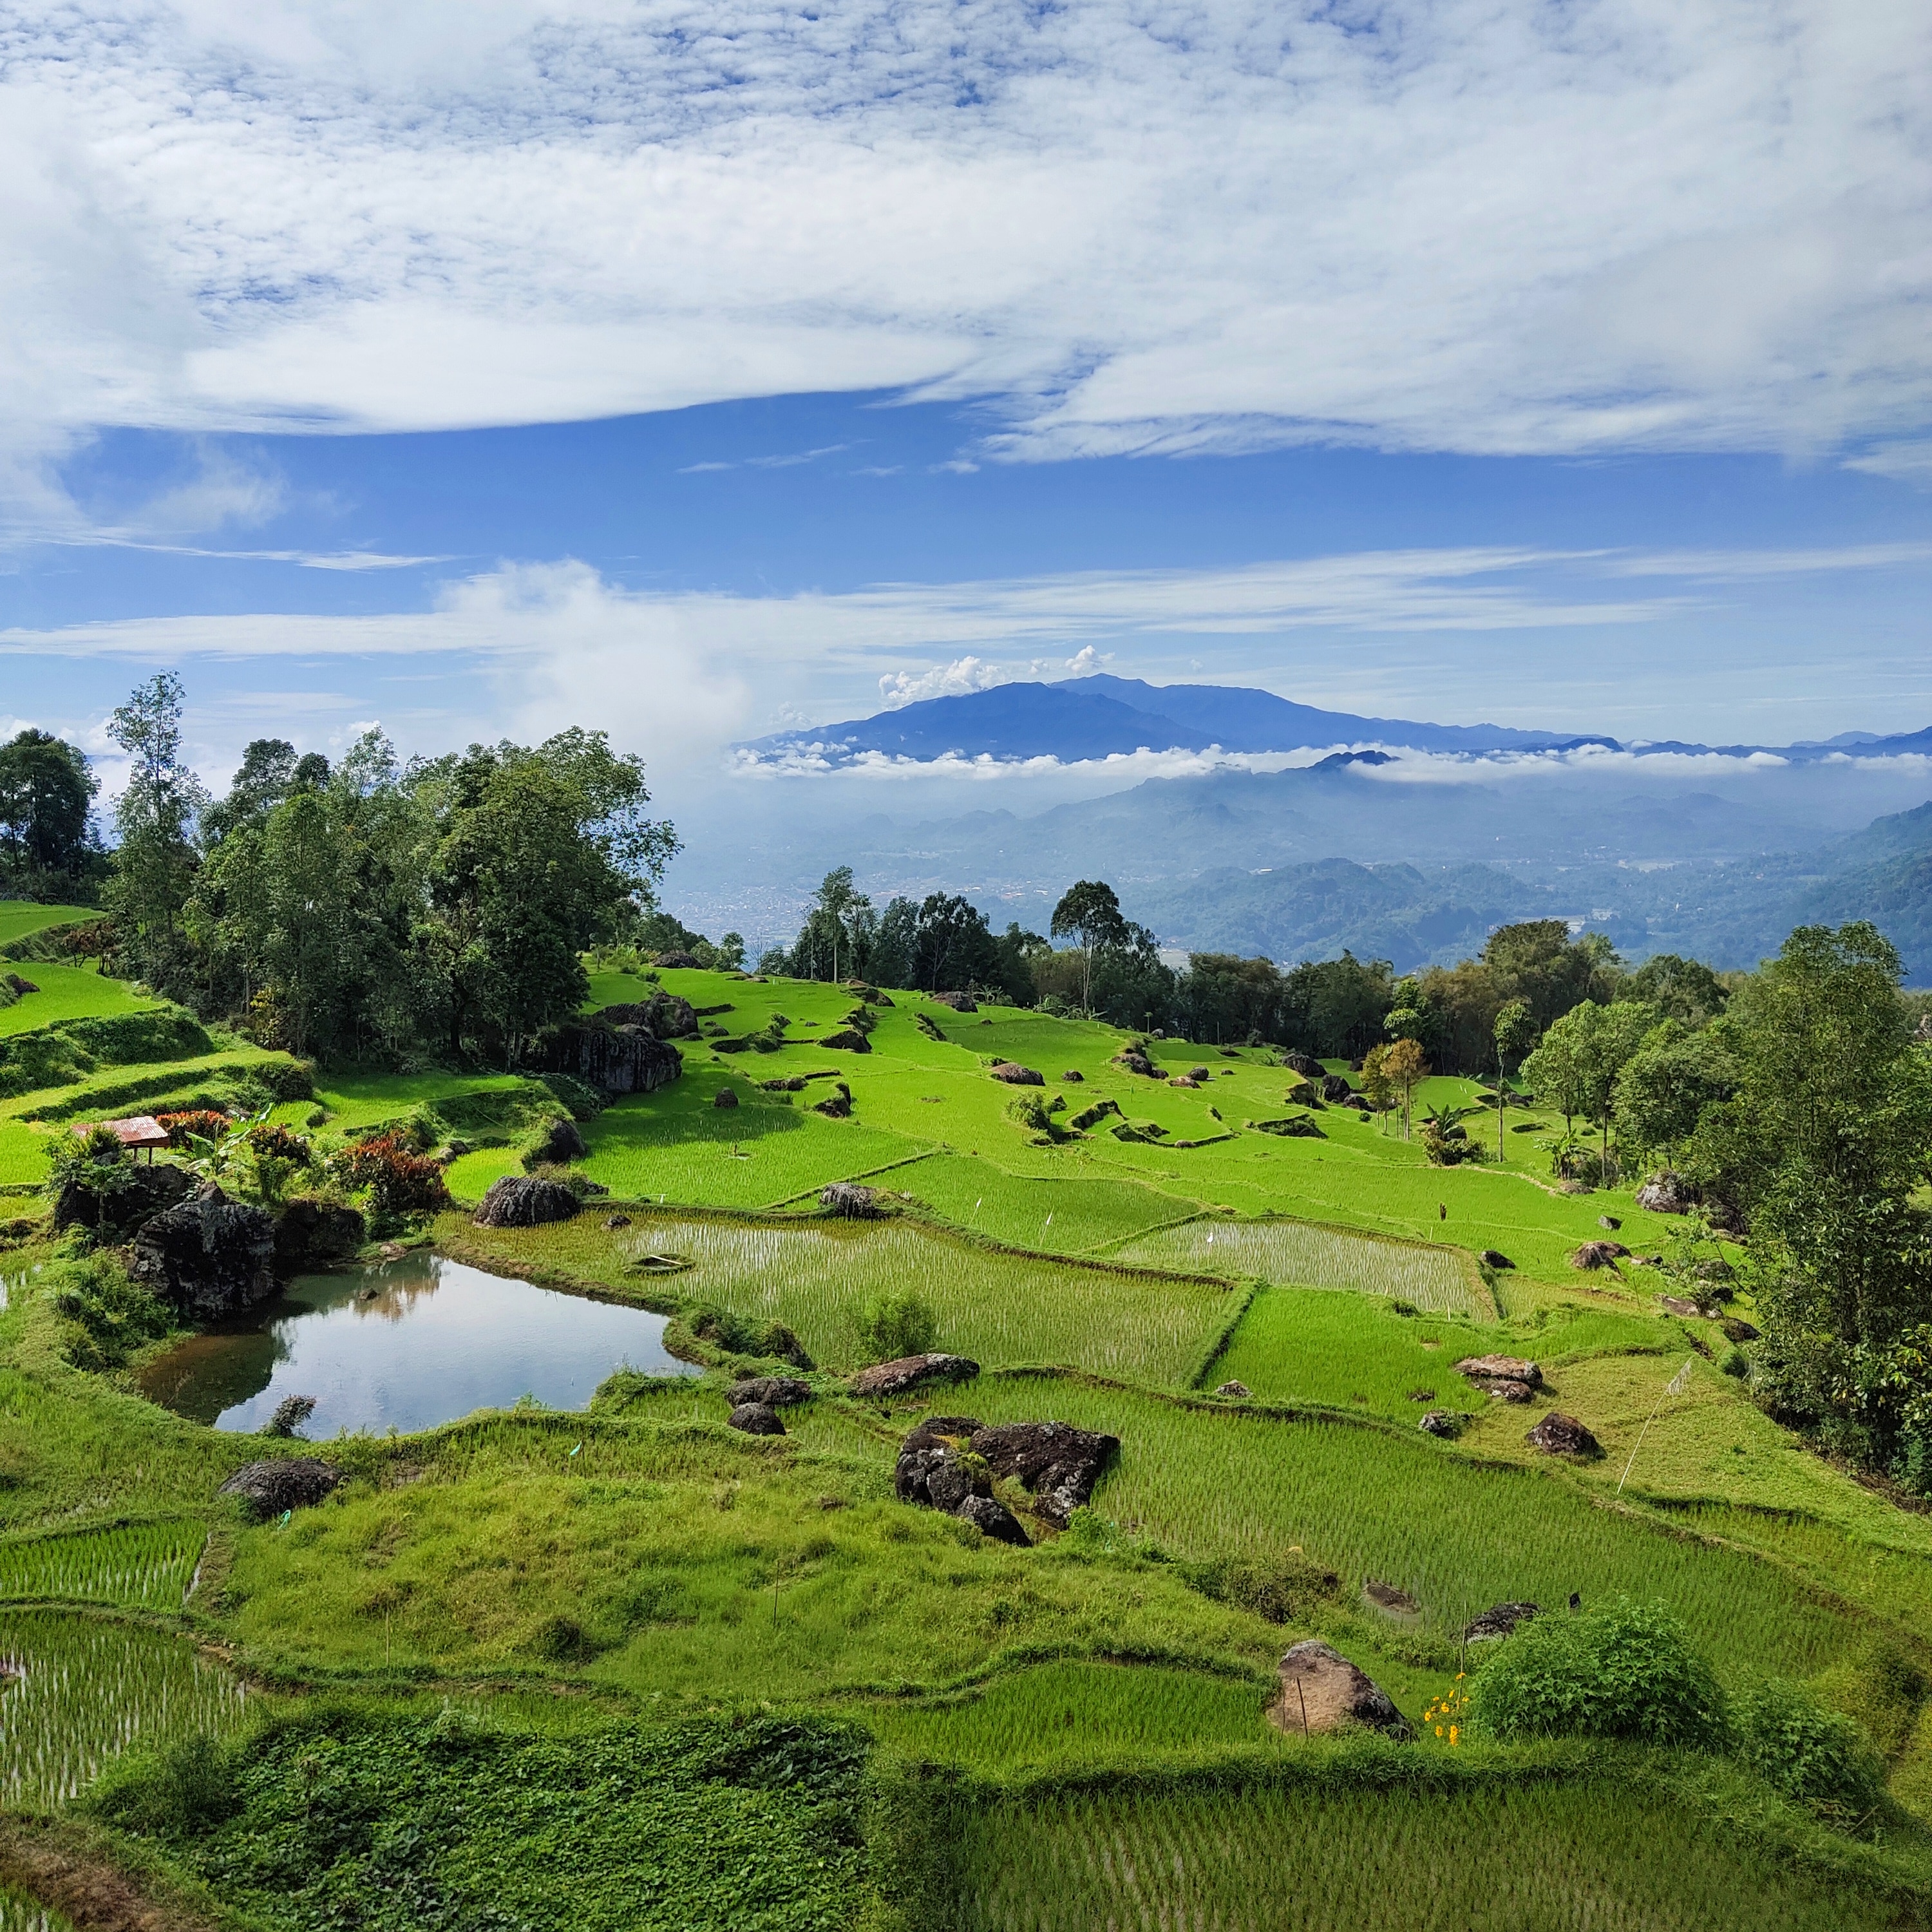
[726,1376,812,1407]
[1270,1640,1412,1738]
[969,1419,1117,1526]
[596,992,699,1039]
[473,1176,580,1228]
[955,1495,1030,1544]
[533,1019,683,1096]
[217,1457,341,1519]
[849,1352,980,1399]
[1465,1601,1540,1640]
[54,1160,193,1240]
[988,1062,1043,1085]
[819,1182,883,1217]
[1636,1171,1695,1215]
[129,1183,276,1320]
[728,1401,785,1436]
[272,1198,367,1274]
[1527,1411,1602,1457]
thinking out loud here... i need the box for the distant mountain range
[742,674,1932,766]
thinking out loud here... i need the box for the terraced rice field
[0,1522,206,1610]
[0,1612,247,1808]
[956,1778,1905,1932]
[1111,1216,1489,1318]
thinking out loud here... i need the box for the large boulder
[1418,1410,1461,1438]
[819,1182,884,1218]
[929,992,977,1012]
[1319,1074,1354,1104]
[473,1176,579,1228]
[969,1420,1118,1526]
[1455,1354,1543,1390]
[955,1495,1030,1545]
[988,1062,1043,1086]
[1465,1601,1540,1641]
[1571,1240,1631,1269]
[596,992,699,1039]
[532,1021,683,1096]
[217,1456,341,1519]
[530,1115,588,1164]
[272,1198,367,1274]
[1270,1640,1412,1738]
[1283,1050,1324,1079]
[1636,1171,1696,1215]
[726,1376,813,1408]
[849,1353,980,1399]
[129,1184,276,1320]
[651,951,703,970]
[728,1401,785,1436]
[53,1159,194,1239]
[1527,1411,1602,1457]
[1479,1249,1515,1270]
[820,1030,872,1053]
[1113,1049,1158,1077]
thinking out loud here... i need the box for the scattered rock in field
[130,1184,277,1320]
[1061,1070,1084,1083]
[533,1115,589,1162]
[1113,1049,1157,1077]
[954,1494,1030,1544]
[989,1061,1044,1085]
[1320,1074,1353,1104]
[1719,1316,1760,1343]
[1250,1116,1325,1138]
[1364,1579,1421,1616]
[819,1181,883,1217]
[1703,1200,1739,1232]
[727,1376,812,1408]
[218,1457,341,1519]
[849,1353,981,1399]
[1636,1171,1696,1215]
[377,1241,406,1261]
[1269,1640,1412,1738]
[813,1092,853,1118]
[1527,1411,1602,1457]
[761,1075,807,1092]
[1465,1601,1539,1641]
[1188,1066,1211,1082]
[930,991,978,1012]
[1214,1380,1252,1398]
[652,951,703,970]
[1479,1249,1515,1269]
[1406,1388,1437,1403]
[603,1214,631,1229]
[820,1030,871,1052]
[1418,1410,1460,1438]
[473,1176,580,1228]
[1492,1381,1537,1404]
[1456,1354,1544,1390]
[1598,1215,1622,1231]
[600,994,703,1036]
[1660,1294,1710,1319]
[533,1019,683,1095]
[1068,1099,1121,1131]
[1283,1050,1323,1079]
[727,1401,785,1436]
[712,1088,739,1108]
[272,1198,366,1274]
[1169,1075,1200,1088]
[1557,1179,1591,1196]
[3,973,38,995]
[898,1415,984,1456]
[1571,1240,1631,1269]
[969,1420,1119,1526]
[54,1159,194,1240]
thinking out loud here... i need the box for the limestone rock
[955,1494,1030,1545]
[596,992,699,1039]
[1479,1249,1515,1269]
[218,1457,341,1520]
[1215,1380,1252,1397]
[712,1088,739,1108]
[1719,1316,1760,1343]
[1456,1354,1543,1388]
[819,1181,883,1217]
[1660,1294,1710,1319]
[55,1159,194,1240]
[1636,1171,1696,1215]
[1113,1050,1157,1077]
[1465,1601,1539,1641]
[1418,1410,1460,1438]
[604,1214,631,1229]
[969,1419,1118,1526]
[1283,1051,1324,1079]
[849,1352,980,1399]
[728,1401,785,1436]
[1270,1640,1412,1738]
[1527,1411,1602,1457]
[532,1115,588,1163]
[129,1184,276,1320]
[272,1198,366,1274]
[1060,1070,1084,1083]
[1598,1215,1622,1231]
[1572,1240,1631,1269]
[929,992,977,1012]
[813,1092,852,1119]
[1320,1073,1353,1104]
[820,1030,872,1052]
[989,1062,1043,1086]
[652,951,703,969]
[727,1376,812,1407]
[1488,1380,1536,1404]
[473,1177,579,1228]
[533,1020,683,1095]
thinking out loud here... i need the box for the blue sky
[1,0,1928,806]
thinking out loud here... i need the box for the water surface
[140,1252,693,1434]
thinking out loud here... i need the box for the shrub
[46,1255,175,1370]
[243,1122,309,1163]
[1185,1553,1341,1624]
[157,1109,230,1149]
[856,1291,937,1363]
[253,1058,316,1103]
[1467,1598,1727,1749]
[1733,1680,1886,1820]
[536,1071,605,1121]
[91,1732,238,1838]
[327,1134,450,1217]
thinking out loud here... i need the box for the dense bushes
[1468,1599,1727,1750]
[47,1255,175,1370]
[327,1134,450,1217]
[856,1291,937,1363]
[1732,1681,1887,1821]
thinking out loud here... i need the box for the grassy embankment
[2,960,1932,1925]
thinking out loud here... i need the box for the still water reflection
[139,1251,694,1434]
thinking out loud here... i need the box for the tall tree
[0,729,97,880]
[1050,879,1130,1015]
[1493,998,1537,1160]
[103,672,207,987]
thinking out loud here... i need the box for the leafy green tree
[1050,880,1130,1014]
[1621,952,1728,1025]
[1613,1019,1736,1168]
[1282,952,1394,1059]
[1382,1036,1427,1140]
[103,672,208,990]
[1520,997,1655,1179]
[0,728,98,884]
[1492,998,1537,1159]
[1690,923,1932,1477]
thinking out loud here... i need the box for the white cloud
[0,0,1924,479]
[1844,443,1932,488]
[876,656,1013,708]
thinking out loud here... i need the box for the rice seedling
[955,1778,1908,1931]
[0,1887,75,1932]
[0,1611,247,1809]
[0,1521,206,1609]
[964,1378,1862,1678]
[865,1662,1279,1772]
[0,965,154,1039]
[897,1153,1196,1256]
[0,905,92,949]
[1112,1216,1487,1318]
[477,1211,1234,1383]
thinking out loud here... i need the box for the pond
[138,1251,695,1435]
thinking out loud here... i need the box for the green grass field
[0,905,93,947]
[0,963,157,1038]
[0,957,1929,1926]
